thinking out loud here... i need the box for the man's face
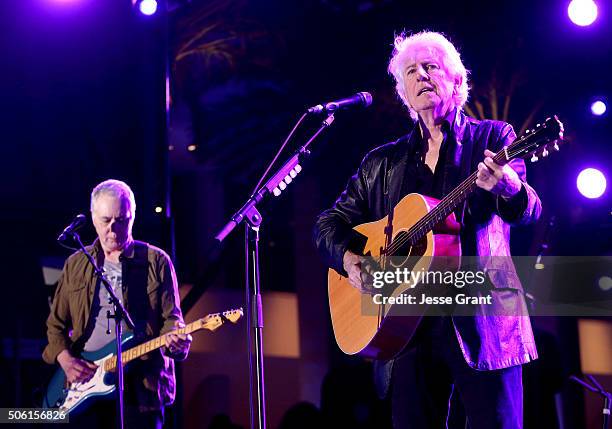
[402,45,456,117]
[91,193,134,253]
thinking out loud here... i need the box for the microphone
[57,214,87,241]
[307,92,373,114]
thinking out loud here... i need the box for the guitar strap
[442,132,460,198]
[457,130,474,226]
[123,241,150,340]
[385,127,419,216]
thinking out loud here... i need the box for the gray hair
[388,31,470,120]
[90,179,136,214]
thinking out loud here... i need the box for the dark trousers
[391,316,523,429]
[67,398,163,429]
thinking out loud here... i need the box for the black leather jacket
[313,110,541,395]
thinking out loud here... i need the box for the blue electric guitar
[43,308,243,414]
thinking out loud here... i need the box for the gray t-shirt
[82,260,127,352]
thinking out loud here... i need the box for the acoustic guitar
[328,116,564,359]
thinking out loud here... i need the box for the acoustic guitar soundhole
[387,232,427,270]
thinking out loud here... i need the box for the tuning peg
[536,123,541,128]
[284,175,293,184]
[294,164,302,173]
[553,142,560,151]
[542,148,549,157]
[530,154,539,163]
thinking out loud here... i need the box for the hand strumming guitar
[57,349,98,383]
[343,250,377,293]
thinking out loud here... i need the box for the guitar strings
[387,136,545,254]
[383,135,549,257]
[380,126,554,258]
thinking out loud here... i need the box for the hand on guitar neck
[476,149,523,200]
[164,331,193,357]
[55,330,193,385]
[57,349,98,384]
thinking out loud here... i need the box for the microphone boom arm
[215,113,334,242]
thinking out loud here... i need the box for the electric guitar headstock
[201,308,244,331]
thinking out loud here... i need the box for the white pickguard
[59,353,115,413]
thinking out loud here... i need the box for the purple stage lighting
[591,100,607,116]
[139,0,158,15]
[577,168,606,199]
[568,0,598,26]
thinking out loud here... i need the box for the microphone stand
[570,375,611,429]
[215,113,335,429]
[69,232,135,429]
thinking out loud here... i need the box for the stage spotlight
[591,100,607,116]
[568,0,598,26]
[139,0,158,16]
[577,168,606,199]
[599,276,612,291]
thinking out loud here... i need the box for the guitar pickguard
[57,354,115,414]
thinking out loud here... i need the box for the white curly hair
[388,31,470,120]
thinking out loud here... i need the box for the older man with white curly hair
[314,31,541,428]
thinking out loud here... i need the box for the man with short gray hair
[44,179,191,428]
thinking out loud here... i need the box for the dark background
[1,0,610,427]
